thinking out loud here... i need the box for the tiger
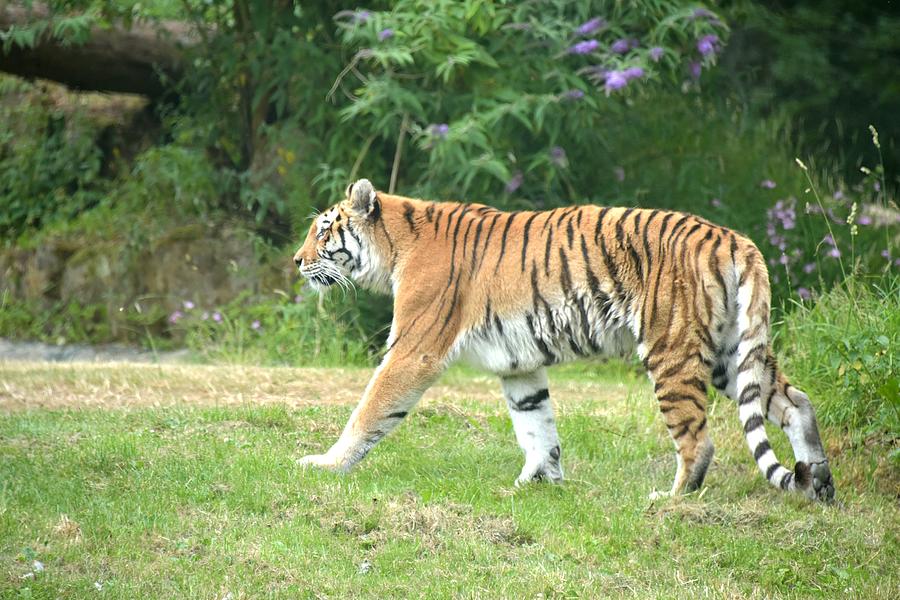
[292,178,835,502]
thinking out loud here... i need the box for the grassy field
[1,361,897,599]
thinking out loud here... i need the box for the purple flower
[550,146,568,168]
[610,38,631,54]
[779,253,790,266]
[428,123,450,138]
[823,234,836,246]
[212,311,223,323]
[576,17,606,36]
[623,67,645,81]
[562,89,585,101]
[857,215,872,226]
[183,300,195,310]
[710,198,722,208]
[827,247,841,259]
[569,39,600,54]
[689,61,702,80]
[803,262,817,274]
[797,287,811,300]
[604,70,628,93]
[378,28,394,41]
[613,166,625,182]
[697,34,719,57]
[505,171,523,193]
[649,46,664,62]
[168,310,183,324]
[251,320,261,331]
[294,294,304,304]
[336,9,372,24]
[760,179,777,189]
[882,249,891,259]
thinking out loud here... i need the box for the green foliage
[0,77,105,241]
[173,287,376,366]
[777,276,900,444]
[330,0,727,201]
[0,291,163,346]
[718,0,900,179]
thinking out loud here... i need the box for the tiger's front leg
[298,351,443,472]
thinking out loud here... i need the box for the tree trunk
[0,3,196,98]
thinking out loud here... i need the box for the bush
[776,276,899,446]
[171,286,378,367]
[0,77,105,241]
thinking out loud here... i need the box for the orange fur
[293,179,834,500]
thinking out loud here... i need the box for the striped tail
[733,261,812,492]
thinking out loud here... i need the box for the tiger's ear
[346,178,379,220]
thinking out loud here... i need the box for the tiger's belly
[452,306,636,375]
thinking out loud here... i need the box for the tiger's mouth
[299,266,339,287]
[310,273,338,287]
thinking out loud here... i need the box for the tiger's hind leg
[500,369,563,486]
[645,351,714,500]
[763,355,834,502]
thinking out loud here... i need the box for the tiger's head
[293,178,390,293]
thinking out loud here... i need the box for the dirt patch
[0,362,511,412]
[0,361,648,416]
[324,491,532,553]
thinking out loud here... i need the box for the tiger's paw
[514,448,564,487]
[297,453,346,472]
[807,460,835,503]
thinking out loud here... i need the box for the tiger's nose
[294,256,303,268]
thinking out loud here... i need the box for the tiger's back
[293,179,834,502]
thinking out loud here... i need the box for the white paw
[648,490,672,501]
[514,462,564,487]
[297,453,344,471]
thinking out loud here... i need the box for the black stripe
[403,202,417,236]
[544,226,555,275]
[566,218,575,248]
[743,414,765,433]
[469,218,484,272]
[387,411,408,419]
[738,384,761,405]
[754,440,772,461]
[765,462,780,480]
[558,247,572,295]
[444,204,464,237]
[494,211,519,272]
[779,471,793,490]
[460,217,474,261]
[594,207,610,243]
[520,212,540,272]
[509,388,550,411]
[433,209,443,236]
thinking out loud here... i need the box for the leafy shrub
[776,276,899,445]
[171,286,375,367]
[0,77,104,240]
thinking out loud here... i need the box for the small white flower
[94,581,104,591]
[33,560,44,572]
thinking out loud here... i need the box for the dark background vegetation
[0,1,897,439]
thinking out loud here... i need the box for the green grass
[1,362,897,598]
